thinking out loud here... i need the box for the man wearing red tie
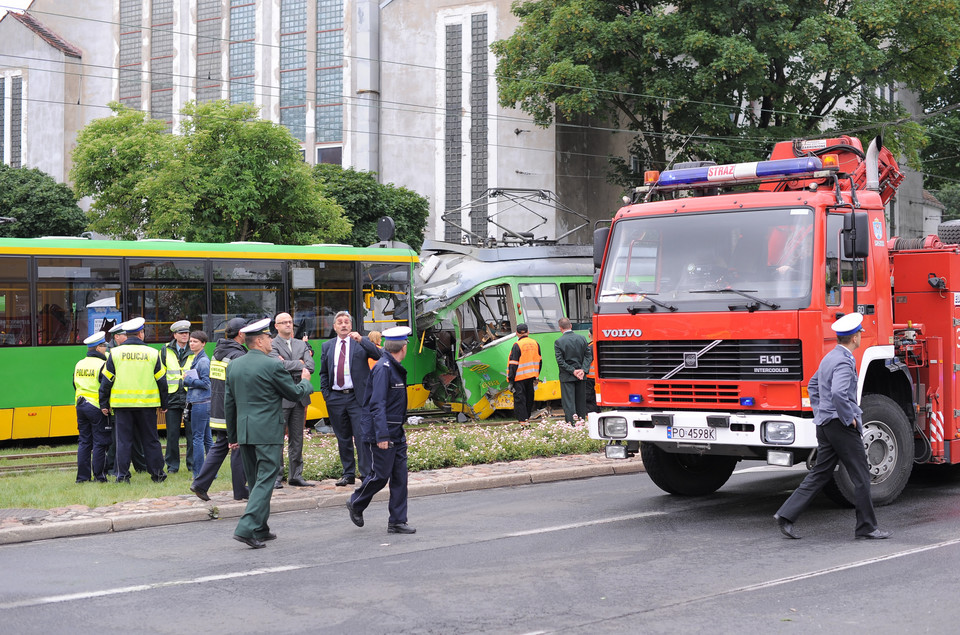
[319,311,381,486]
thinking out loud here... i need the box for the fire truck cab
[588,135,954,506]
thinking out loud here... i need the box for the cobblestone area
[0,453,644,544]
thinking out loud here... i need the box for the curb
[0,459,644,545]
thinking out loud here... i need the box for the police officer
[507,323,541,424]
[226,318,313,549]
[347,326,415,534]
[74,332,111,483]
[774,313,891,540]
[104,322,148,476]
[190,318,249,501]
[163,319,195,473]
[99,317,169,483]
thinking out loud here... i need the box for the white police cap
[240,318,272,336]
[170,319,191,333]
[84,332,106,347]
[108,322,125,334]
[122,317,146,334]
[382,326,412,341]
[831,312,863,337]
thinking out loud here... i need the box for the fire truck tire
[639,442,738,496]
[937,219,960,246]
[832,393,913,507]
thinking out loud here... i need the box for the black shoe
[775,514,799,539]
[387,523,416,534]
[190,484,210,501]
[76,478,90,484]
[288,478,314,487]
[273,481,284,489]
[336,475,355,487]
[152,473,168,484]
[257,532,277,541]
[95,478,108,483]
[346,501,364,527]
[856,529,892,540]
[116,477,130,484]
[167,469,179,474]
[233,534,266,549]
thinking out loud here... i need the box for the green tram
[416,239,594,419]
[0,236,429,441]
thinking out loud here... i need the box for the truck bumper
[588,409,818,463]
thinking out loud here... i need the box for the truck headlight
[762,421,795,445]
[600,416,628,439]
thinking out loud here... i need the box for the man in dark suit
[554,317,593,425]
[226,319,314,549]
[269,312,315,488]
[320,310,381,486]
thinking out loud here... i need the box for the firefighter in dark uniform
[74,332,111,483]
[347,326,415,534]
[507,323,541,424]
[99,317,169,483]
[190,317,249,501]
[163,319,195,473]
[226,318,313,549]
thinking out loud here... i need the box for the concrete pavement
[0,453,643,545]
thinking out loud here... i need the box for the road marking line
[0,565,303,610]
[505,512,666,537]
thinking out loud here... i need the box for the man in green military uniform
[226,318,313,549]
[554,317,593,425]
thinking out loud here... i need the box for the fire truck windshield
[597,207,814,312]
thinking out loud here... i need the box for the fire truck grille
[648,383,740,404]
[597,339,802,381]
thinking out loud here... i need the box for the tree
[314,164,430,251]
[492,0,960,182]
[71,101,351,244]
[0,165,86,238]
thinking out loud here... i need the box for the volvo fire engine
[589,135,960,506]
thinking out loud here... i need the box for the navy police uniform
[348,326,412,532]
[74,332,111,482]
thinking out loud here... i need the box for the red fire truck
[589,135,960,506]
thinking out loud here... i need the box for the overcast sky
[1,1,32,18]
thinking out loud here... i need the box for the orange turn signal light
[821,154,840,170]
[644,170,660,185]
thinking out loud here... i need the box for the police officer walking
[507,323,541,424]
[226,319,313,549]
[99,317,169,483]
[74,332,111,483]
[347,326,415,535]
[774,313,891,540]
[190,318,249,501]
[163,320,195,473]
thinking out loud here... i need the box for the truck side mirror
[594,227,610,269]
[843,212,869,259]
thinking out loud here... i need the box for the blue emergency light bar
[658,157,825,187]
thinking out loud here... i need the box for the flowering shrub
[300,419,604,480]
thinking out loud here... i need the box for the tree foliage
[314,164,430,251]
[0,165,86,238]
[71,101,351,244]
[492,0,960,182]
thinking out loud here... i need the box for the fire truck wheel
[832,393,914,507]
[639,442,738,496]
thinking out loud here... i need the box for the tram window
[34,259,122,345]
[37,258,121,281]
[457,284,513,355]
[128,259,205,281]
[208,285,279,339]
[127,283,205,342]
[519,283,562,333]
[289,260,354,339]
[561,282,593,329]
[212,260,282,282]
[362,262,411,333]
[0,256,30,346]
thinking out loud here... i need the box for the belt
[333,388,354,394]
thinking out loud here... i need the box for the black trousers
[776,419,878,536]
[193,429,249,500]
[114,408,165,481]
[350,440,408,525]
[163,406,193,473]
[326,391,370,479]
[513,377,536,422]
[105,415,147,474]
[76,400,111,482]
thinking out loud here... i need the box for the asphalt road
[2,463,960,634]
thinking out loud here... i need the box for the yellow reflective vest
[164,347,194,394]
[103,344,165,408]
[74,354,106,409]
